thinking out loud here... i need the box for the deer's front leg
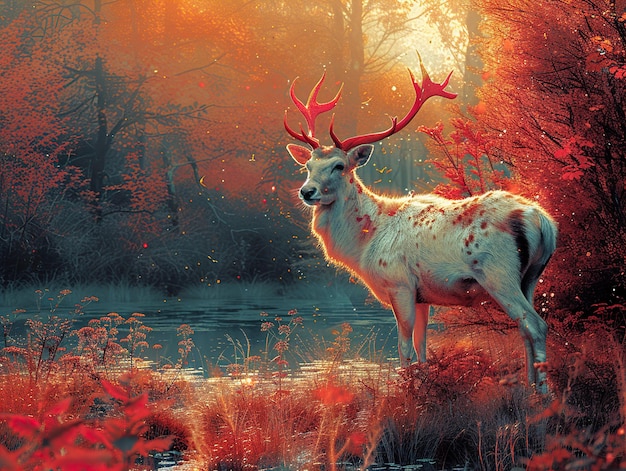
[390,288,416,367]
[413,304,431,363]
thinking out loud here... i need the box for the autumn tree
[0,14,83,283]
[0,0,292,286]
[476,0,626,304]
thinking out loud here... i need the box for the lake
[1,294,405,375]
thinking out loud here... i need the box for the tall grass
[0,289,623,470]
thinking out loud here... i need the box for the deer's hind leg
[474,268,549,392]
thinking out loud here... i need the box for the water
[138,298,400,370]
[2,296,402,374]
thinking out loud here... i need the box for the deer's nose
[300,187,317,201]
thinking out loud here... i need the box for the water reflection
[139,298,399,371]
[3,297,401,373]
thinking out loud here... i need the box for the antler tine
[284,71,343,149]
[395,55,456,131]
[333,53,457,151]
[330,113,398,149]
[284,111,319,148]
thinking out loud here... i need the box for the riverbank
[0,286,623,469]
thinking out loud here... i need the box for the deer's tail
[538,211,558,267]
[519,209,557,303]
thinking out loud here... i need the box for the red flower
[313,382,354,405]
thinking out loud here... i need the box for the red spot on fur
[454,203,482,227]
[473,259,479,264]
[480,221,488,229]
[377,200,402,217]
[464,233,475,247]
[356,214,376,239]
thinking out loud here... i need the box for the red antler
[284,71,343,149]
[331,55,456,151]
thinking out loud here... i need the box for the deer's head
[285,56,456,206]
[287,144,373,206]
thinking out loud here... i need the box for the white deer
[284,61,557,393]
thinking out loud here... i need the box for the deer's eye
[333,164,345,172]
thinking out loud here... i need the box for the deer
[284,59,558,393]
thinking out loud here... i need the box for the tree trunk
[90,55,108,197]
[344,0,365,137]
[463,9,483,107]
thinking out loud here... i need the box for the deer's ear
[348,144,374,168]
[287,144,312,165]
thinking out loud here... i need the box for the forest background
[0,0,625,316]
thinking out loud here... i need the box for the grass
[0,288,624,470]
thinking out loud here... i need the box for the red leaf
[0,444,19,471]
[101,379,129,402]
[50,448,115,471]
[136,436,173,455]
[122,394,150,423]
[1,415,40,438]
[47,397,72,417]
[313,382,354,405]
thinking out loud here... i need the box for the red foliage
[477,0,626,303]
[419,117,509,198]
[313,381,355,406]
[0,378,172,470]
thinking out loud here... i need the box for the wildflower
[274,340,289,353]
[60,355,82,367]
[260,311,269,317]
[292,316,303,325]
[278,325,291,335]
[287,309,298,316]
[261,321,274,332]
[3,346,27,356]
[59,289,72,296]
[177,324,194,337]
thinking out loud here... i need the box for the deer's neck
[311,173,381,266]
